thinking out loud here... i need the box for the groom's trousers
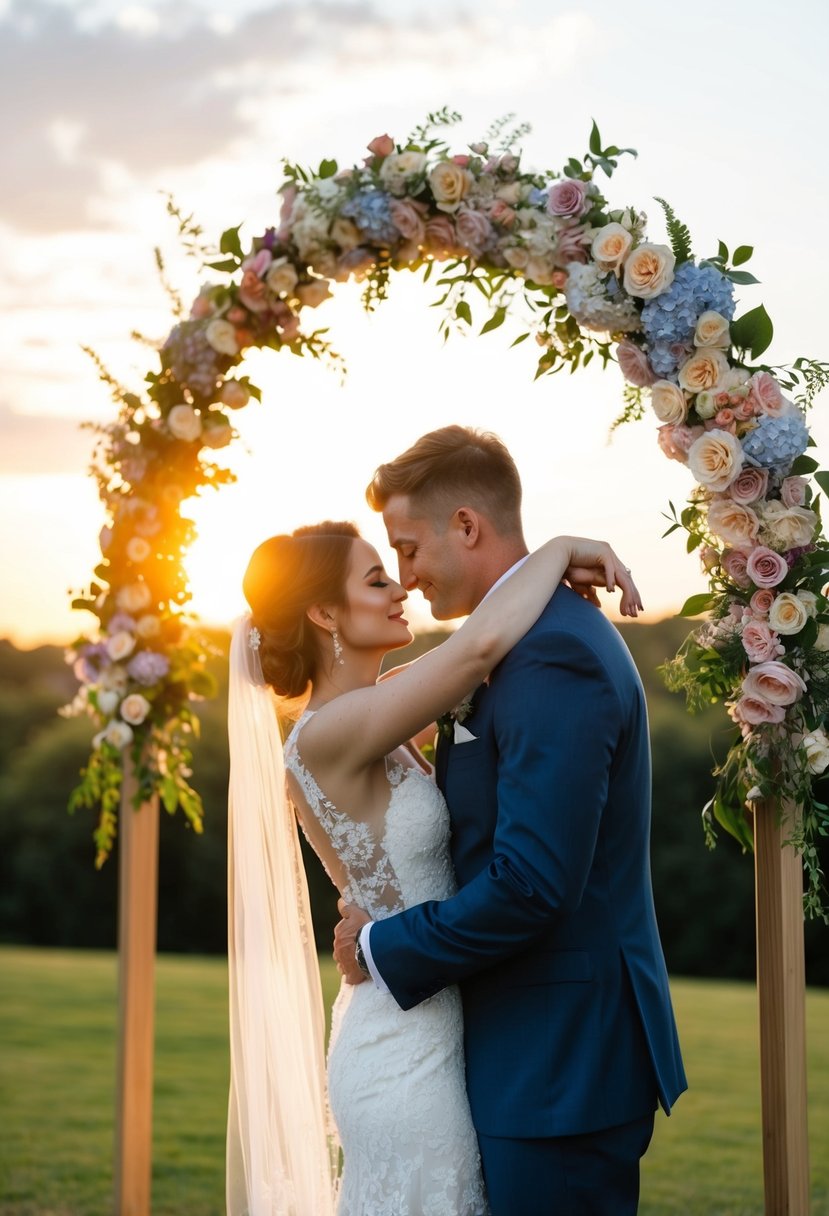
[477,1110,655,1216]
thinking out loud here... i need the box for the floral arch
[66,110,829,917]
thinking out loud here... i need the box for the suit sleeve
[368,629,623,1009]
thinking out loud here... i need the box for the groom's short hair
[366,425,523,534]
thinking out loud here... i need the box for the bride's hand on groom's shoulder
[334,899,371,985]
[558,537,643,618]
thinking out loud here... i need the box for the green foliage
[653,197,694,264]
[731,303,774,360]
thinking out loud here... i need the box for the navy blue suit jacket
[369,585,687,1139]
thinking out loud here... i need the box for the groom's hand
[333,899,371,985]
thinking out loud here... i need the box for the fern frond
[654,196,693,264]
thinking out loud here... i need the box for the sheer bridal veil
[226,617,337,1216]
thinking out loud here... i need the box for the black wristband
[354,934,370,977]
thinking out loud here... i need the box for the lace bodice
[284,710,457,920]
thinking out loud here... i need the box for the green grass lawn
[0,946,826,1215]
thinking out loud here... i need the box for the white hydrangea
[564,263,641,334]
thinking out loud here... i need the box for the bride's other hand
[560,538,643,618]
[334,899,371,985]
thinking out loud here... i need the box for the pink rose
[227,306,248,324]
[781,476,808,508]
[746,546,788,588]
[714,408,735,428]
[699,545,720,574]
[729,694,786,729]
[451,154,471,167]
[189,289,216,320]
[239,267,270,313]
[617,340,657,388]
[734,400,756,421]
[657,423,704,463]
[554,222,591,266]
[742,620,785,663]
[728,466,769,505]
[750,588,776,617]
[489,198,517,227]
[390,198,426,243]
[367,134,394,158]
[276,186,297,239]
[721,549,751,588]
[547,178,590,217]
[423,215,459,259]
[551,270,568,289]
[742,660,807,706]
[455,208,494,257]
[748,371,785,416]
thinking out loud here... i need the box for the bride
[226,520,641,1216]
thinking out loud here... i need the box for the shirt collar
[481,555,530,603]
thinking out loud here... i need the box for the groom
[334,425,686,1215]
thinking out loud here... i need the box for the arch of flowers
[66,110,829,916]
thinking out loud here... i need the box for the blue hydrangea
[127,650,171,687]
[641,262,735,377]
[742,412,810,473]
[341,190,398,246]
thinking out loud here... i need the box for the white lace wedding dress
[284,710,488,1216]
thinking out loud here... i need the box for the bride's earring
[331,627,345,666]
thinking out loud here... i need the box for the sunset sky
[2,0,828,645]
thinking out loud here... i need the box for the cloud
[0,0,377,232]
[2,0,595,234]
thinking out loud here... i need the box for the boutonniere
[436,691,476,739]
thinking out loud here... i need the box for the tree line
[0,625,826,985]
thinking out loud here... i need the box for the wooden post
[114,758,160,1216]
[754,801,810,1215]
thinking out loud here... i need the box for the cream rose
[330,216,361,252]
[202,414,233,449]
[120,693,152,727]
[96,689,120,716]
[296,279,332,309]
[693,310,731,349]
[126,537,151,563]
[650,380,687,425]
[803,728,829,775]
[687,429,744,491]
[622,242,675,299]
[741,659,807,705]
[102,720,134,749]
[205,319,239,357]
[106,630,136,662]
[678,347,730,394]
[167,403,203,443]
[797,590,819,617]
[768,592,809,635]
[99,664,129,694]
[591,222,633,273]
[758,501,817,551]
[220,380,250,410]
[116,582,152,614]
[136,614,161,639]
[265,257,299,298]
[706,498,760,548]
[816,624,829,652]
[429,161,473,213]
[379,150,427,195]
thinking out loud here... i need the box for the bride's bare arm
[303,537,641,773]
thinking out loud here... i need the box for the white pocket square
[453,722,478,744]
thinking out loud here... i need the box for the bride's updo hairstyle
[242,521,360,698]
